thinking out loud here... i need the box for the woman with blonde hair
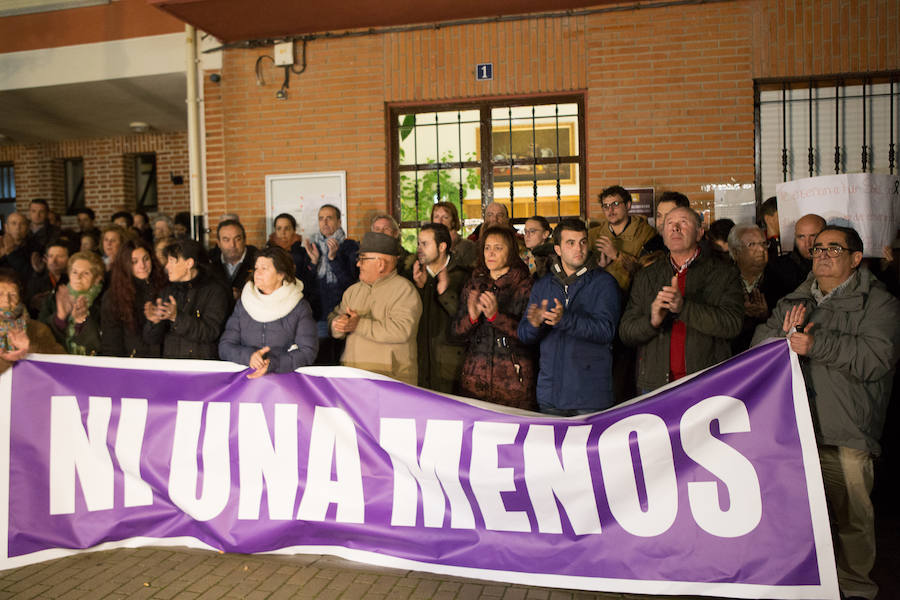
[45,251,105,355]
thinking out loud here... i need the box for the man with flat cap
[329,231,422,384]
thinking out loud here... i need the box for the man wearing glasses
[752,225,900,600]
[727,224,772,353]
[765,213,826,304]
[329,232,422,385]
[588,185,656,292]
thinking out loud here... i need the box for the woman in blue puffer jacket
[219,246,318,377]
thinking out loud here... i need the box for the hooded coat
[518,260,621,412]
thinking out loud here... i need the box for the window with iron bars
[754,71,899,205]
[390,96,585,248]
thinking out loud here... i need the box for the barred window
[390,95,585,245]
[754,72,899,203]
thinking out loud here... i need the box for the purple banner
[0,340,837,598]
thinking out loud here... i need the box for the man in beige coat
[329,232,422,385]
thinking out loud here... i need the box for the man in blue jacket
[518,218,621,415]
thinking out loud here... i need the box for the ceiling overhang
[0,73,187,144]
[146,0,609,44]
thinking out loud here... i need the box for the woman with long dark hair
[452,225,537,410]
[100,239,167,357]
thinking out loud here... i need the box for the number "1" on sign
[476,63,493,81]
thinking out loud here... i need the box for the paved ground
[0,493,896,600]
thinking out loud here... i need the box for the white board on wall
[265,171,347,241]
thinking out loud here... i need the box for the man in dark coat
[208,219,258,306]
[0,212,36,284]
[518,218,621,415]
[145,239,229,359]
[764,213,825,306]
[303,204,358,364]
[25,241,68,319]
[620,206,744,393]
[26,199,61,257]
[406,223,471,393]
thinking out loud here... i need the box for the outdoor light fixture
[129,121,150,134]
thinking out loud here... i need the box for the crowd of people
[0,192,899,600]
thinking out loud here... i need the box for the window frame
[0,162,14,203]
[63,157,85,215]
[134,152,158,211]
[388,94,586,230]
[753,71,900,214]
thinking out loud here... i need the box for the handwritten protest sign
[776,173,899,256]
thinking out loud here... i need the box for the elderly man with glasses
[587,185,656,292]
[727,224,773,353]
[752,225,900,600]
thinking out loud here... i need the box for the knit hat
[359,231,400,256]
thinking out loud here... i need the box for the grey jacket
[619,250,744,392]
[751,268,900,455]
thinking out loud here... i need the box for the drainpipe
[185,25,204,242]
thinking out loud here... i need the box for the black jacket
[209,245,258,311]
[144,268,229,359]
[100,277,162,358]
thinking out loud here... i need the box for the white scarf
[240,279,304,323]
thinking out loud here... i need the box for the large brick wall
[203,0,899,246]
[0,132,190,224]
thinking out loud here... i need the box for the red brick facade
[202,0,899,246]
[3,0,897,245]
[0,133,190,223]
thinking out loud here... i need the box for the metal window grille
[754,71,899,205]
[0,163,14,202]
[390,95,585,237]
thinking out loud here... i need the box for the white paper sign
[714,188,757,225]
[776,173,900,256]
[265,172,347,241]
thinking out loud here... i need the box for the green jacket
[405,252,471,393]
[620,249,744,392]
[588,215,657,291]
[751,268,900,455]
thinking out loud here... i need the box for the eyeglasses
[743,241,768,250]
[601,200,624,211]
[809,245,850,258]
[523,228,545,235]
[357,256,379,262]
